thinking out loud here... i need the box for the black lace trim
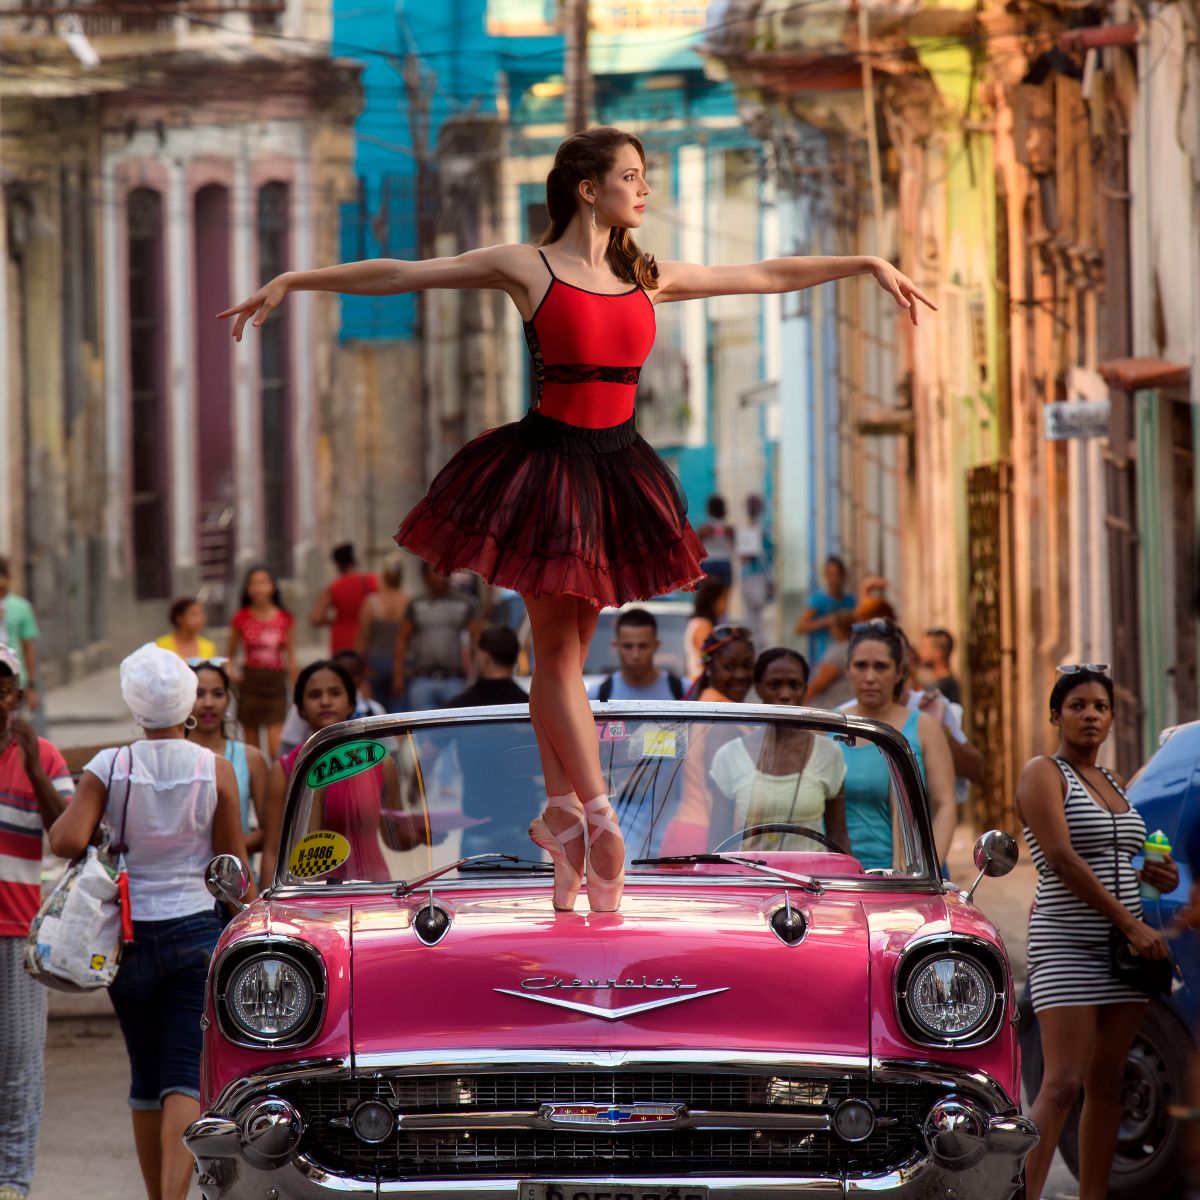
[523,322,545,406]
[543,364,641,385]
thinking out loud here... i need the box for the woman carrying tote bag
[48,644,253,1200]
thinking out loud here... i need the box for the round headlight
[226,955,315,1040]
[906,956,994,1040]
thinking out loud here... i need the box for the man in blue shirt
[588,609,684,702]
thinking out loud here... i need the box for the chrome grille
[276,1071,938,1178]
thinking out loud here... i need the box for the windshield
[521,607,692,679]
[276,708,935,889]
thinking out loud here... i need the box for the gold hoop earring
[591,204,597,231]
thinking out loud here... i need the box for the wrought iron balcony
[1,0,285,40]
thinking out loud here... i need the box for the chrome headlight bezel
[895,936,1007,1049]
[213,938,327,1049]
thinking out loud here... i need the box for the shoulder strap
[667,672,684,699]
[597,675,614,702]
[110,745,134,855]
[536,248,556,279]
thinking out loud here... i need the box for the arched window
[257,181,292,578]
[127,186,170,599]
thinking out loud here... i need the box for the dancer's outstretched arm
[217,244,542,341]
[655,256,936,325]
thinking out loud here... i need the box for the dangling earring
[591,204,597,231]
[184,715,198,731]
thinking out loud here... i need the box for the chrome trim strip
[389,1109,831,1133]
[264,875,943,899]
[350,1049,874,1075]
[492,987,730,1021]
[871,1058,1019,1114]
[210,1056,352,1118]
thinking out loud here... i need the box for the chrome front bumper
[185,1054,1037,1200]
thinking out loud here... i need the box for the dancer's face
[590,143,651,230]
[709,639,755,703]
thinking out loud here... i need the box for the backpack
[597,672,684,701]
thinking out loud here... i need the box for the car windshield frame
[270,701,942,896]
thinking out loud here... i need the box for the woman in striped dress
[1017,666,1178,1200]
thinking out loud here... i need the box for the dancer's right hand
[218,273,291,341]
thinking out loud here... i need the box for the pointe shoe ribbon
[528,793,586,912]
[584,795,626,912]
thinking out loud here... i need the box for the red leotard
[523,249,656,429]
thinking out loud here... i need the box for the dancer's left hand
[869,259,937,326]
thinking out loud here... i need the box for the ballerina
[218,125,934,913]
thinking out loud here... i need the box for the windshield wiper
[393,853,552,896]
[458,857,553,873]
[631,853,823,894]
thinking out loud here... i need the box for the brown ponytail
[538,127,660,292]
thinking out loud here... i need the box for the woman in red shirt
[228,565,296,759]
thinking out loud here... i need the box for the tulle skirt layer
[394,410,707,608]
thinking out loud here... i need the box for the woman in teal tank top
[840,619,956,870]
[188,660,268,858]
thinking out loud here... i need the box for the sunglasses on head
[710,624,752,641]
[187,656,231,670]
[1056,663,1110,676]
[852,617,896,634]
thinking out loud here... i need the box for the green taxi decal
[305,739,388,789]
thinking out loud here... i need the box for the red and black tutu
[394,410,706,608]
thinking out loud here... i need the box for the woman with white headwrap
[49,643,254,1200]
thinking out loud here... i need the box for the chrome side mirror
[963,830,1019,904]
[206,854,251,912]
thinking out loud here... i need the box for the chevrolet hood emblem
[494,986,729,1021]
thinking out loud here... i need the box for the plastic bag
[24,844,127,992]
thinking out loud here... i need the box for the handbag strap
[107,746,134,856]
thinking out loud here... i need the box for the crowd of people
[0,537,1194,1200]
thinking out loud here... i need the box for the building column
[231,154,261,566]
[0,189,9,556]
[678,144,706,449]
[100,161,128,576]
[291,149,316,569]
[166,159,196,568]
[776,189,813,634]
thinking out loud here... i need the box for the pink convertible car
[186,702,1036,1199]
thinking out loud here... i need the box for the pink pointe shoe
[529,794,586,911]
[584,795,626,912]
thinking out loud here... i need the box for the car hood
[349,887,874,1060]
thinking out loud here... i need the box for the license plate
[521,1188,708,1200]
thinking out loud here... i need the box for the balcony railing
[1,0,284,39]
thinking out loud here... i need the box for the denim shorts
[108,908,223,1110]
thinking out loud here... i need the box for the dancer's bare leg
[570,598,622,884]
[529,598,596,796]
[525,593,606,800]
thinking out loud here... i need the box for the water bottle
[1140,830,1172,901]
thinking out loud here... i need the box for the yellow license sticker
[290,830,351,878]
[643,730,677,758]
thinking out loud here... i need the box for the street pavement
[29,658,1073,1198]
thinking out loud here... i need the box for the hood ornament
[495,982,728,1021]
